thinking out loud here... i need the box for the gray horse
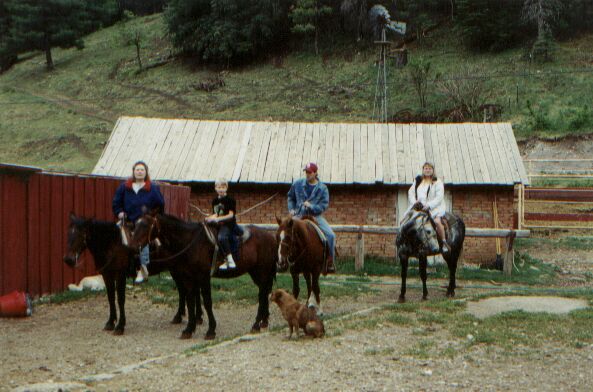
[396,208,465,302]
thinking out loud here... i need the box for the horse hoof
[196,318,204,326]
[446,292,455,298]
[180,332,193,339]
[204,332,216,340]
[422,296,428,301]
[171,316,183,324]
[260,321,269,330]
[250,326,261,334]
[397,297,406,303]
[113,329,124,336]
[104,324,115,331]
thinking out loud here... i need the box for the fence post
[503,230,516,276]
[355,227,365,272]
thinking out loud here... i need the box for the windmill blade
[387,21,406,35]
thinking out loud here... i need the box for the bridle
[279,220,307,267]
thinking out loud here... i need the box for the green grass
[34,289,103,305]
[516,236,593,252]
[337,253,557,286]
[142,271,376,307]
[531,178,593,188]
[1,14,592,171]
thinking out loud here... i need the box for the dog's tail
[68,283,83,292]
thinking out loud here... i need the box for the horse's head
[129,211,160,250]
[275,215,297,272]
[63,212,90,268]
[398,211,440,255]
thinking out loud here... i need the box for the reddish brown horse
[129,212,277,340]
[63,213,193,335]
[275,216,326,314]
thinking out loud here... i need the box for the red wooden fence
[0,163,191,297]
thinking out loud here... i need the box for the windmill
[369,5,406,123]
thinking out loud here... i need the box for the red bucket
[0,291,32,317]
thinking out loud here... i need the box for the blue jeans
[315,215,335,259]
[140,245,150,266]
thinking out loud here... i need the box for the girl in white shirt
[407,162,449,252]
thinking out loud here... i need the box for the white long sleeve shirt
[407,178,446,218]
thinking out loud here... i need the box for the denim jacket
[287,178,329,217]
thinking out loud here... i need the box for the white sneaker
[219,261,229,270]
[134,269,145,284]
[219,255,236,270]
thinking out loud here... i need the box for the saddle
[204,223,252,275]
[300,216,332,274]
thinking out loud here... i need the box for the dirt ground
[2,246,593,392]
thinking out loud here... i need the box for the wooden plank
[277,122,294,183]
[184,120,213,181]
[498,123,520,184]
[49,176,64,292]
[172,120,200,181]
[232,122,253,182]
[355,232,364,272]
[347,124,356,184]
[489,123,513,184]
[336,124,347,183]
[353,124,362,183]
[311,123,320,166]
[387,123,398,183]
[472,123,492,183]
[367,122,377,183]
[324,123,335,182]
[216,121,241,181]
[143,119,170,177]
[292,124,307,181]
[26,174,41,296]
[256,122,273,182]
[273,121,289,182]
[123,118,152,177]
[359,124,369,183]
[149,119,176,179]
[395,124,406,184]
[93,117,123,174]
[301,123,315,179]
[465,123,484,183]
[428,124,443,182]
[374,123,383,182]
[415,124,426,174]
[501,123,528,183]
[245,122,266,182]
[101,117,134,176]
[422,124,434,167]
[159,119,187,179]
[485,122,508,184]
[261,122,278,183]
[457,123,475,183]
[445,124,461,184]
[204,121,228,180]
[315,123,327,183]
[402,124,413,183]
[178,120,205,180]
[436,124,453,184]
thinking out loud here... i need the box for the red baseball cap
[303,162,318,173]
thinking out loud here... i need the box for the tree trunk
[44,35,54,70]
[135,41,142,70]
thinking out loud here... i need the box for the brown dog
[270,289,325,339]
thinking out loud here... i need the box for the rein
[144,218,203,263]
[280,221,307,267]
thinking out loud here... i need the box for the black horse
[129,213,278,340]
[63,213,192,334]
[396,210,465,302]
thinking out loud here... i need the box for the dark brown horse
[63,213,192,334]
[129,212,277,340]
[275,216,326,314]
[396,210,465,302]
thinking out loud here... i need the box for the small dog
[68,275,105,292]
[270,289,325,339]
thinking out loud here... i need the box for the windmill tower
[369,5,406,123]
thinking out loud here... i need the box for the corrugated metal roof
[92,116,529,185]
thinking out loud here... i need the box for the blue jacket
[112,179,165,221]
[287,178,329,217]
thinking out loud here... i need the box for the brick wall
[188,183,516,265]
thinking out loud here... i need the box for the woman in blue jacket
[287,162,336,273]
[112,161,164,283]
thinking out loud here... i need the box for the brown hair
[132,161,150,182]
[422,162,437,181]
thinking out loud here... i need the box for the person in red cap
[287,162,336,273]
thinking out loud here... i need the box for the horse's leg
[291,269,300,300]
[311,272,323,316]
[103,274,116,331]
[171,270,185,324]
[114,272,127,335]
[419,255,428,300]
[303,271,313,307]
[195,285,204,326]
[200,275,216,340]
[249,272,264,333]
[398,255,408,303]
[259,277,274,330]
[181,282,197,339]
[445,251,458,297]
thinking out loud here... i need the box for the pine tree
[290,0,332,55]
[5,0,106,70]
[0,0,17,71]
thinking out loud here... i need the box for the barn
[0,163,190,297]
[93,116,529,265]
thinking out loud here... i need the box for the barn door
[396,188,452,266]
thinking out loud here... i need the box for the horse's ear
[275,214,282,225]
[287,218,294,228]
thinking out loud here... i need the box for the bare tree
[522,0,563,61]
[437,64,493,120]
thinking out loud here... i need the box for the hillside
[0,13,592,173]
